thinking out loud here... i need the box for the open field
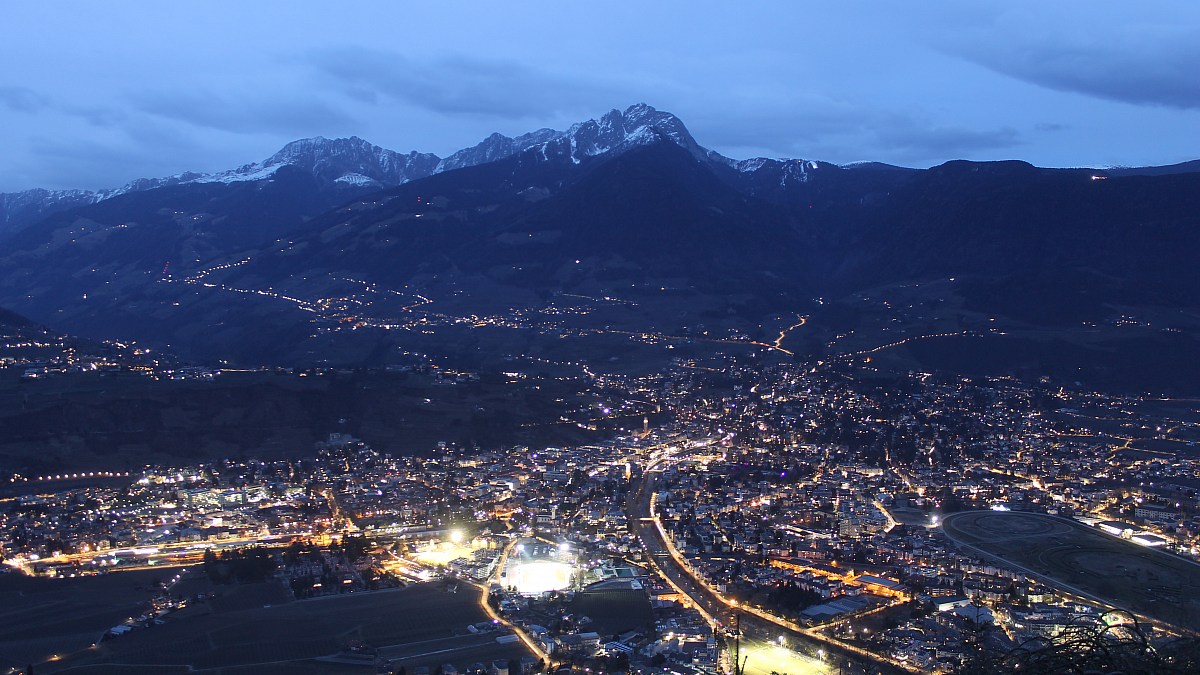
[567,588,654,638]
[0,568,172,671]
[941,511,1200,630]
[0,368,594,475]
[37,581,531,674]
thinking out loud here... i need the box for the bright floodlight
[449,529,464,543]
[558,542,570,553]
[510,560,573,595]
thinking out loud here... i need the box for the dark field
[567,588,654,638]
[898,330,1200,396]
[38,581,530,674]
[805,277,1200,396]
[0,368,594,475]
[0,568,169,671]
[941,511,1200,630]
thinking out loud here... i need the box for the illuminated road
[627,475,720,625]
[772,315,808,353]
[321,487,360,532]
[23,534,307,575]
[472,537,548,662]
[626,452,904,674]
[836,330,971,361]
[632,446,913,674]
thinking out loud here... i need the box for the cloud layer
[944,11,1200,110]
[0,2,1196,192]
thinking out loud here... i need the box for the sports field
[941,511,1200,630]
[510,560,574,595]
[739,639,831,675]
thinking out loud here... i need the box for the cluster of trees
[201,547,277,584]
[331,534,370,562]
[765,581,825,613]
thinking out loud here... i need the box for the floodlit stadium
[510,560,575,595]
[505,539,578,595]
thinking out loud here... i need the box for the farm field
[0,568,172,671]
[567,588,654,638]
[37,581,531,674]
[941,511,1200,630]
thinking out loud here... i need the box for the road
[626,463,725,624]
[473,537,548,662]
[24,533,308,575]
[625,452,907,675]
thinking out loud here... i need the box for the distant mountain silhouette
[0,105,1197,390]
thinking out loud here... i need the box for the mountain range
[2,104,1198,392]
[0,104,743,236]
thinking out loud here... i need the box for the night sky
[2,1,1197,192]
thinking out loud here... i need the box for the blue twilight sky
[1,1,1198,192]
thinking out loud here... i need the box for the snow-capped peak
[438,103,721,171]
[2,103,829,234]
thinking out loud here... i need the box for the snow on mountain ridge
[437,104,723,171]
[2,104,828,234]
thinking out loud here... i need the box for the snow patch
[193,164,282,184]
[333,173,380,187]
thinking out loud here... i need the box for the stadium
[505,539,578,596]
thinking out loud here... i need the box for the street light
[450,529,464,544]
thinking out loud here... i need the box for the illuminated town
[5,351,1200,674]
[2,5,1198,673]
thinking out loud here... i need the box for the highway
[626,449,909,675]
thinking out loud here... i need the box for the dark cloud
[0,85,127,128]
[60,103,128,128]
[133,89,356,135]
[872,121,1021,157]
[693,101,871,152]
[696,103,1022,166]
[952,30,1200,109]
[21,133,209,191]
[0,86,50,113]
[303,47,624,120]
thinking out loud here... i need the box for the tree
[342,534,369,562]
[955,613,1200,675]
